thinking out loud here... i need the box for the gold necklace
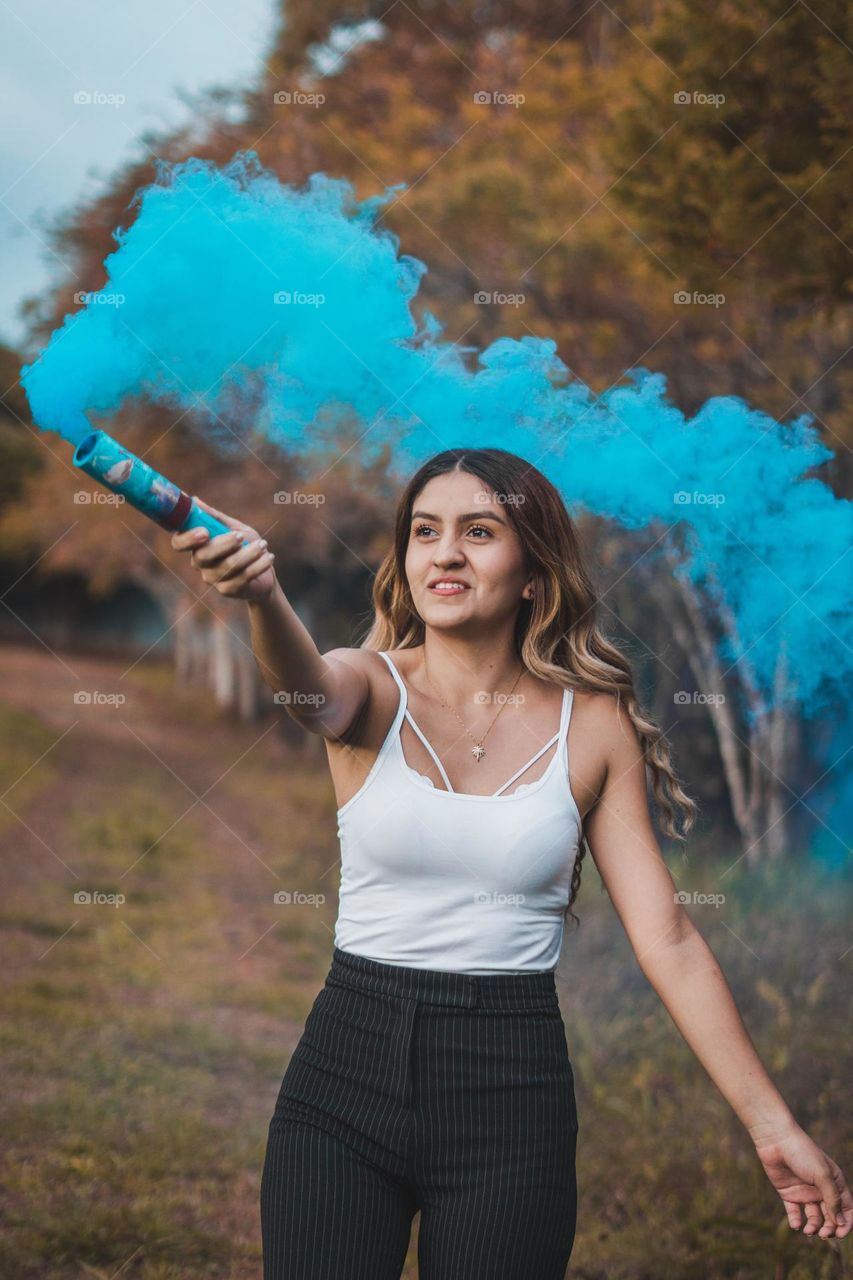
[421,659,526,762]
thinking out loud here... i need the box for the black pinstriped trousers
[260,946,579,1278]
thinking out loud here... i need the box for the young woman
[173,447,851,1278]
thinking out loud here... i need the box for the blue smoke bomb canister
[73,429,250,545]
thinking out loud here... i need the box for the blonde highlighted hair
[359,447,698,922]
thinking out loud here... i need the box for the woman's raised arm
[171,495,370,741]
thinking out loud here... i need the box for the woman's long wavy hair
[360,448,698,923]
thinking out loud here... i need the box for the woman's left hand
[752,1123,852,1238]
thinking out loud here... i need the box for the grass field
[0,642,850,1279]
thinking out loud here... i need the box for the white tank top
[333,651,583,973]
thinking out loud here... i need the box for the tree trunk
[656,543,794,863]
[208,607,266,721]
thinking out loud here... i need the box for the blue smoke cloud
[20,151,852,722]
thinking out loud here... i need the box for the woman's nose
[434,545,465,565]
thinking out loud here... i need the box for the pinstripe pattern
[261,946,579,1278]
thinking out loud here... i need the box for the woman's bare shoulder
[322,645,387,672]
[571,684,639,749]
[320,647,398,747]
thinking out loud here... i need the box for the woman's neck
[414,632,526,704]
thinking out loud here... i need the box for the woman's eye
[413,523,492,539]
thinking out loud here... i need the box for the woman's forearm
[639,927,799,1144]
[246,578,327,708]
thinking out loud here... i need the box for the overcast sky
[0,0,277,353]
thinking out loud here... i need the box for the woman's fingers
[170,499,259,553]
[209,537,271,583]
[191,529,244,566]
[818,1204,836,1238]
[212,542,275,596]
[172,525,209,551]
[169,507,275,600]
[837,1174,853,1238]
[820,1161,852,1237]
[191,494,243,528]
[783,1200,802,1231]
[217,549,276,597]
[802,1201,823,1235]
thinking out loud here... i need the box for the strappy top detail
[381,650,572,799]
[332,650,583,974]
[402,705,566,796]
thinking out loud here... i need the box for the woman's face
[404,470,533,634]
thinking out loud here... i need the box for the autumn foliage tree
[2,0,850,853]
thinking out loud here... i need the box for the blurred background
[0,1,850,1277]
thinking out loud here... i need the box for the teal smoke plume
[19,152,851,729]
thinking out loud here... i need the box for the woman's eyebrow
[411,510,508,526]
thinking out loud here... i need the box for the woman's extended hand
[753,1123,852,1238]
[170,495,277,603]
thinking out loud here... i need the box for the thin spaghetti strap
[560,686,574,743]
[377,651,408,737]
[404,713,455,792]
[558,686,574,781]
[492,731,560,797]
[380,652,456,792]
[378,650,406,697]
[492,688,570,796]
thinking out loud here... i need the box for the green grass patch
[0,703,58,832]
